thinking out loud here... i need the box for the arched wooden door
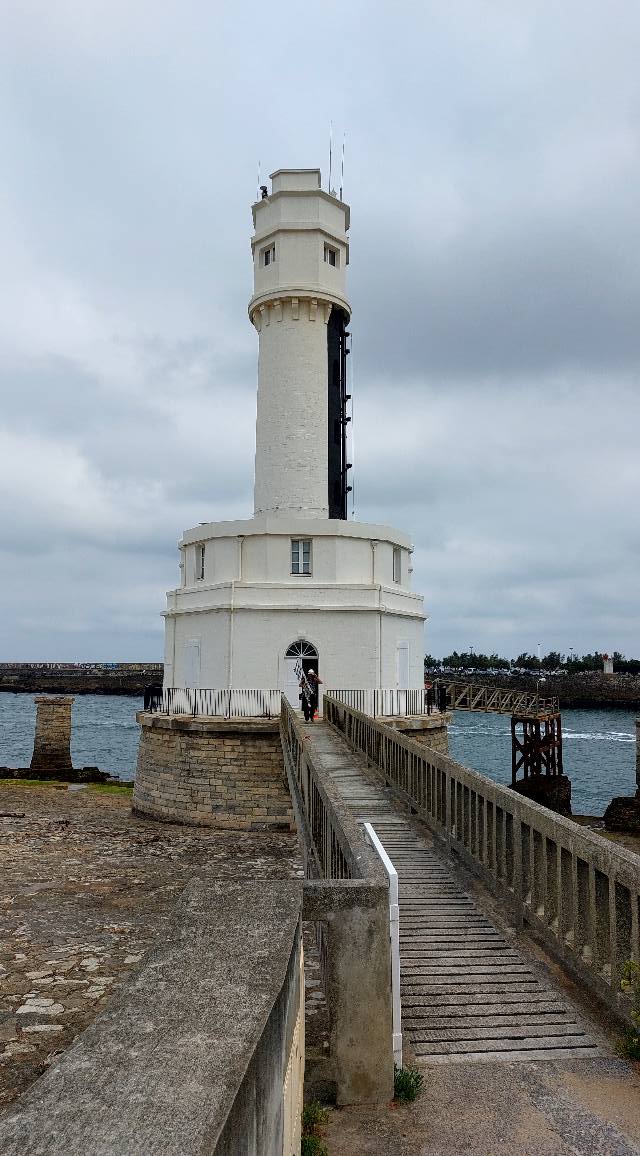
[283,639,319,707]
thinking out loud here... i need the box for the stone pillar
[304,881,394,1105]
[30,696,74,772]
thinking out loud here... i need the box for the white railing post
[364,822,402,1067]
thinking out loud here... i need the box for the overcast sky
[2,0,639,662]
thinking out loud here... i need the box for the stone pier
[636,717,640,793]
[30,696,74,773]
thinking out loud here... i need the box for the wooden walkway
[302,722,600,1066]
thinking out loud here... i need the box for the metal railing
[446,681,559,716]
[328,688,444,717]
[364,823,402,1067]
[324,694,640,1027]
[146,687,282,718]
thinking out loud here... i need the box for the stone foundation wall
[387,713,451,756]
[133,713,295,831]
[0,663,163,696]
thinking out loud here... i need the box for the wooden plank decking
[374,821,599,1064]
[302,722,600,1066]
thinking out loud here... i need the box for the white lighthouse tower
[163,168,426,702]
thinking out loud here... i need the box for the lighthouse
[251,169,351,521]
[162,168,426,702]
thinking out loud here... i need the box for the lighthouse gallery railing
[147,687,282,718]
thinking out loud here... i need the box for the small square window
[262,244,275,267]
[393,546,401,584]
[324,244,338,267]
[195,542,205,581]
[291,539,312,575]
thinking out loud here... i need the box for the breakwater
[435,671,640,710]
[0,663,163,696]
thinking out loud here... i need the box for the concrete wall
[280,701,395,1104]
[178,521,415,588]
[253,297,331,518]
[134,715,295,831]
[163,518,425,692]
[0,664,163,695]
[166,605,425,694]
[636,718,640,792]
[0,880,304,1156]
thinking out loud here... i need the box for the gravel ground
[0,782,301,1112]
[321,1056,640,1155]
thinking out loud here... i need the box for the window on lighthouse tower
[291,539,312,576]
[393,546,402,584]
[195,543,205,581]
[324,244,338,267]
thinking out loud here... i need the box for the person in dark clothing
[306,668,323,719]
[425,682,434,715]
[437,683,448,713]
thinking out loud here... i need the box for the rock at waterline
[603,794,640,833]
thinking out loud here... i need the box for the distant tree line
[424,651,640,675]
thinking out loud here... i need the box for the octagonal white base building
[164,515,425,704]
[163,169,426,702]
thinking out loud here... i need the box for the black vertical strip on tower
[327,307,350,519]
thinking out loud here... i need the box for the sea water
[449,708,636,815]
[0,693,142,782]
[0,694,635,815]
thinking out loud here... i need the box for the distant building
[163,169,426,699]
[603,654,614,675]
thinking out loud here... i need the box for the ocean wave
[563,731,634,743]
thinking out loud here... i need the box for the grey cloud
[1,0,639,660]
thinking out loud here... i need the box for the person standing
[425,681,434,715]
[299,671,313,722]
[306,668,323,720]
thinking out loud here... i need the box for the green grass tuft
[87,783,133,794]
[618,1030,640,1061]
[0,777,132,794]
[302,1102,330,1132]
[301,1100,330,1154]
[301,1136,329,1156]
[394,1064,424,1102]
[619,959,640,1060]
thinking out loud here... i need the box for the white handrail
[363,822,402,1067]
